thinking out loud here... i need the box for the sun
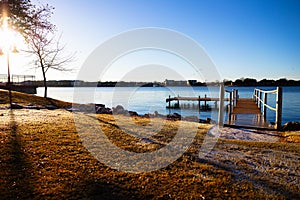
[0,18,24,51]
[0,15,28,75]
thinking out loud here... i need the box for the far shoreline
[15,77,300,87]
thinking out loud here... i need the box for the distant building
[164,79,188,86]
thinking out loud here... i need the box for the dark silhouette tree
[243,78,257,86]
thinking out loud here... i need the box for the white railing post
[263,93,268,121]
[276,87,283,130]
[228,91,232,122]
[233,89,237,107]
[259,90,262,109]
[218,83,225,127]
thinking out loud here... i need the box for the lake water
[37,86,300,124]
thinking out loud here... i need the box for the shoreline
[34,86,300,125]
[1,88,300,131]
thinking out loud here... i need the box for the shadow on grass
[0,110,36,199]
[198,154,300,199]
[67,179,152,200]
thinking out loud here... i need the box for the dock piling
[218,84,225,127]
[275,87,282,130]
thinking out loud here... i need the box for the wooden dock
[166,95,229,111]
[166,86,283,130]
[166,97,229,102]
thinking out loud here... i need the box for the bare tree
[25,4,74,98]
[1,1,74,98]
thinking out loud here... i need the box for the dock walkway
[226,98,270,129]
[224,87,282,130]
[232,98,261,114]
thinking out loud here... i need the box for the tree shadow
[67,178,152,200]
[197,153,300,198]
[0,110,36,199]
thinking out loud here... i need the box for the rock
[10,103,23,109]
[112,105,126,115]
[199,119,207,123]
[282,122,300,131]
[95,104,113,114]
[143,113,150,118]
[167,113,181,120]
[96,106,112,114]
[95,103,105,108]
[45,105,58,110]
[173,112,181,119]
[128,111,138,116]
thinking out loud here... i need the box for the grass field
[0,90,299,199]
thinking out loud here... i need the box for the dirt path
[208,126,281,142]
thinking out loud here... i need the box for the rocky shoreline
[2,101,300,130]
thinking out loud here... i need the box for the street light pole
[6,46,18,109]
[6,50,12,108]
[7,50,10,84]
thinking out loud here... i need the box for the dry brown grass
[0,89,71,108]
[0,90,299,199]
[281,131,300,143]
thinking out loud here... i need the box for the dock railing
[226,88,238,119]
[253,87,282,130]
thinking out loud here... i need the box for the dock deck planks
[227,98,272,129]
[232,98,261,114]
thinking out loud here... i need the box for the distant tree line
[20,78,300,87]
[224,78,300,86]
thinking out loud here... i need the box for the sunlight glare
[0,15,28,75]
[0,16,25,52]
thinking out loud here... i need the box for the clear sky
[2,0,300,82]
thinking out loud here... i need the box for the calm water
[37,86,300,124]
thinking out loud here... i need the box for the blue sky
[12,0,300,81]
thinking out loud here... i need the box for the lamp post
[0,45,18,108]
[6,45,18,85]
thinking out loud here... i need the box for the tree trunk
[42,67,47,98]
